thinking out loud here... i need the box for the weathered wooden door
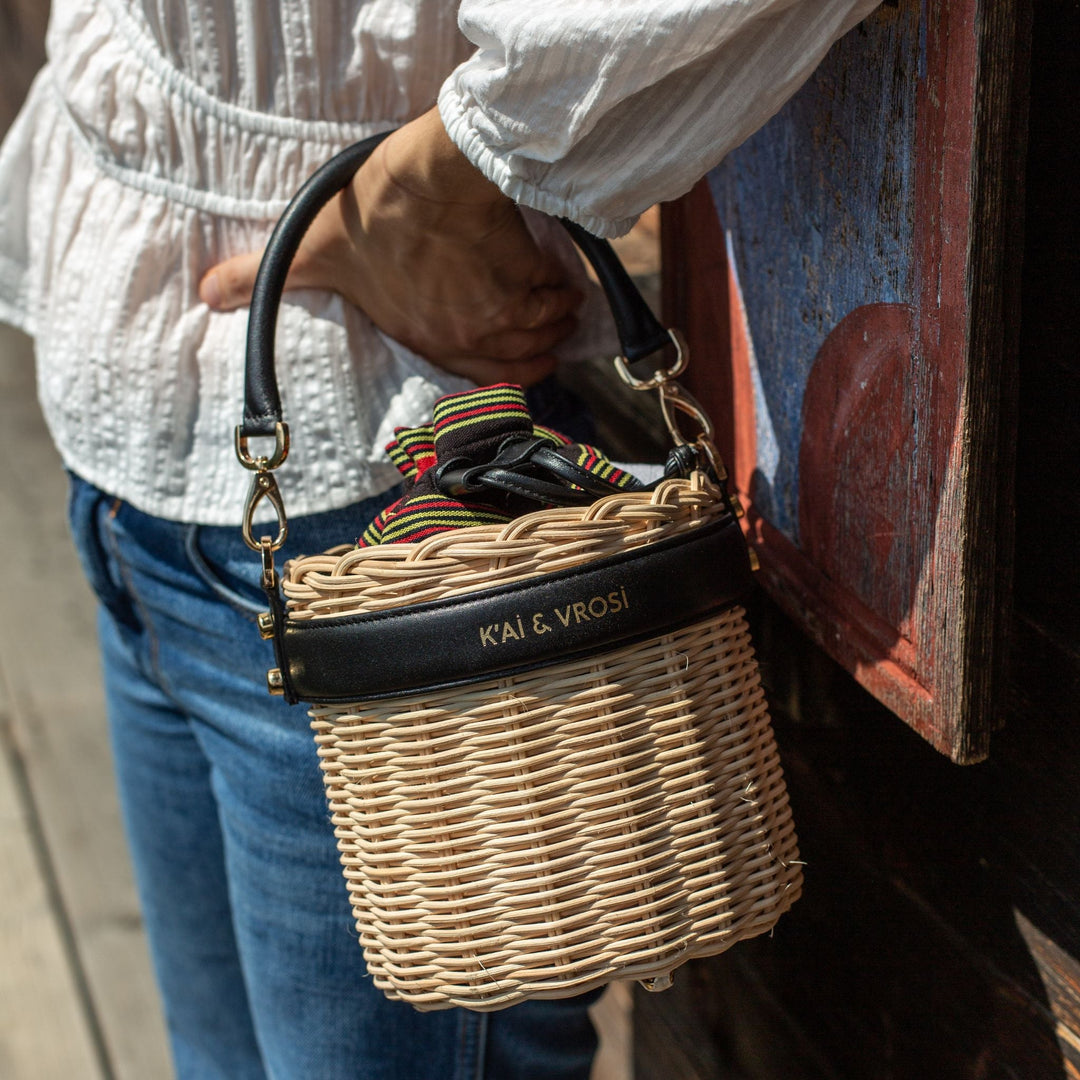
[663,0,1028,762]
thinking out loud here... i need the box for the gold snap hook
[613,329,688,391]
[235,422,290,471]
[658,380,715,447]
[242,469,288,552]
[692,435,729,484]
[259,536,278,590]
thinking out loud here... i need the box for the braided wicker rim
[283,474,802,1010]
[282,473,724,617]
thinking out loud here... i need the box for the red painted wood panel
[663,0,1026,761]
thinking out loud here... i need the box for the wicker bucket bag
[236,133,802,1012]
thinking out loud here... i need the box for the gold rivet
[731,495,745,519]
[257,611,275,639]
[267,668,284,695]
[748,547,761,572]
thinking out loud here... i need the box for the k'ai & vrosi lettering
[479,588,630,647]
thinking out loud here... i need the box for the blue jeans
[67,473,599,1080]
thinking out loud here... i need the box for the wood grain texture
[1015,910,1080,1068]
[797,303,917,633]
[666,0,1028,761]
[0,12,172,1079]
[636,602,1080,1079]
[0,673,105,1080]
[589,982,635,1080]
[705,3,919,540]
[636,5,1079,1074]
[0,325,171,1080]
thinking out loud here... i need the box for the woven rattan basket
[280,473,801,1010]
[236,132,802,1012]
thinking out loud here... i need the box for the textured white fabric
[443,0,879,237]
[0,0,876,525]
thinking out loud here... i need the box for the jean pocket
[65,472,142,630]
[184,525,267,617]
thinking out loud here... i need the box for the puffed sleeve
[439,0,880,237]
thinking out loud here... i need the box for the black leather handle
[243,133,392,436]
[558,218,670,363]
[240,131,670,438]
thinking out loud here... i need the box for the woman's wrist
[362,109,511,234]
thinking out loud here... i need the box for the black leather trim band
[276,515,751,704]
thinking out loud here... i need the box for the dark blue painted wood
[707,4,919,541]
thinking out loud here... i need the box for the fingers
[199,247,581,367]
[473,314,579,364]
[199,241,331,311]
[516,283,583,331]
[198,252,263,311]
[417,285,581,359]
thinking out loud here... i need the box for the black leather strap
[270,514,751,704]
[463,469,598,506]
[241,133,670,438]
[559,218,670,363]
[243,132,393,436]
[434,437,638,507]
[528,445,642,497]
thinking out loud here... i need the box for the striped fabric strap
[432,383,532,440]
[360,384,636,546]
[385,428,436,482]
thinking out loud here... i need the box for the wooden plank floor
[0,323,172,1079]
[0,322,633,1079]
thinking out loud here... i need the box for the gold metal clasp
[235,422,290,471]
[613,329,688,391]
[691,434,728,484]
[612,328,732,485]
[258,535,279,590]
[658,380,714,448]
[242,469,288,552]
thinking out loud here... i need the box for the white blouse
[0,0,876,525]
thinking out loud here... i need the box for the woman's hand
[199,109,582,386]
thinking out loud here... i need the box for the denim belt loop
[66,472,141,632]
